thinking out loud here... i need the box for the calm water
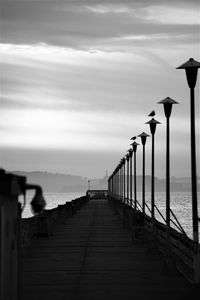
[21,191,200,240]
[21,191,84,219]
[138,191,200,240]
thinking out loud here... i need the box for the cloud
[1,43,168,112]
[1,0,199,177]
[137,5,200,25]
[1,0,199,49]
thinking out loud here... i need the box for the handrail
[112,195,189,238]
[154,204,166,223]
[135,199,143,211]
[127,197,143,212]
[170,208,187,236]
[145,202,151,214]
[170,218,187,236]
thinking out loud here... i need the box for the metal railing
[108,194,200,283]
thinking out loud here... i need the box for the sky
[0,0,200,179]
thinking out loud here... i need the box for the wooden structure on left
[0,170,26,300]
[0,169,89,300]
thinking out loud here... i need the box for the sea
[21,191,200,240]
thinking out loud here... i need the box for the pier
[1,170,199,300]
[20,197,194,300]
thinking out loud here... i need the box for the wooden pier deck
[20,199,195,300]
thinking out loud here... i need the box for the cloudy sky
[0,0,200,179]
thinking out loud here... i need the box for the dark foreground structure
[19,197,198,300]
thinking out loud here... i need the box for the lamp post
[177,58,200,243]
[128,148,133,207]
[118,163,121,200]
[146,118,161,220]
[116,165,119,200]
[111,173,114,197]
[112,171,115,198]
[88,180,90,191]
[126,153,130,205]
[119,160,122,202]
[158,97,178,229]
[108,176,111,197]
[123,157,126,204]
[115,168,118,199]
[138,132,150,214]
[131,141,140,210]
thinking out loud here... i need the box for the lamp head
[130,141,140,152]
[138,132,150,146]
[176,58,200,88]
[158,97,179,118]
[146,118,161,135]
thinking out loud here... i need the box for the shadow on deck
[20,199,198,300]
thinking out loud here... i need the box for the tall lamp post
[120,159,123,201]
[126,153,130,205]
[123,157,126,204]
[111,174,114,198]
[116,165,119,200]
[119,162,122,201]
[131,141,140,210]
[138,132,150,214]
[128,148,133,207]
[146,118,161,220]
[158,97,178,229]
[177,58,200,243]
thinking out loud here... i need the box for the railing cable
[154,204,166,224]
[144,202,151,214]
[170,209,187,236]
[135,199,143,211]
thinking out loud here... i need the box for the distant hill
[13,171,88,192]
[12,171,108,192]
[12,171,199,192]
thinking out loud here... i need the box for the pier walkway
[20,199,193,300]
